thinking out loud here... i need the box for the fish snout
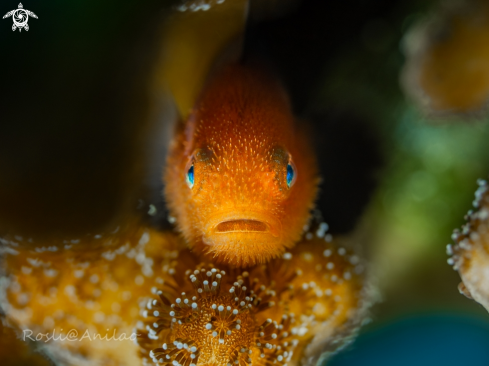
[215,219,268,233]
[204,211,282,239]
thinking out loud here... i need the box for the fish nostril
[215,220,268,233]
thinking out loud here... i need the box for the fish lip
[215,219,269,233]
[205,211,282,238]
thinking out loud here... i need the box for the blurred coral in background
[402,0,489,117]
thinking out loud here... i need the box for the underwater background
[2,0,489,364]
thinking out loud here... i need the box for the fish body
[165,64,318,266]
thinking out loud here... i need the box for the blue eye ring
[286,158,297,188]
[186,163,194,188]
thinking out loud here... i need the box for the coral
[448,179,489,312]
[138,266,294,366]
[137,232,366,366]
[158,0,249,118]
[165,64,318,267]
[0,220,366,366]
[0,221,187,365]
[402,0,489,117]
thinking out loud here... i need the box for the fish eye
[286,158,297,188]
[186,164,194,188]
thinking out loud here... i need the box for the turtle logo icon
[3,3,38,32]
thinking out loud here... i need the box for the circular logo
[12,9,28,28]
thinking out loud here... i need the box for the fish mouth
[215,219,268,233]
[205,211,281,238]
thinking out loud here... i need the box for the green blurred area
[369,109,489,319]
[314,0,489,321]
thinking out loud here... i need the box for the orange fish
[164,64,319,266]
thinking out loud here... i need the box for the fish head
[165,65,318,266]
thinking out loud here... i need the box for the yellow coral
[1,215,366,366]
[138,266,297,366]
[402,0,489,116]
[0,222,186,365]
[137,232,366,366]
[449,178,489,312]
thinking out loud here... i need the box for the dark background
[0,0,406,238]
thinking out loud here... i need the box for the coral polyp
[138,230,366,366]
[138,266,296,366]
[448,179,489,312]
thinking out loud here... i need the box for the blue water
[328,314,489,366]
